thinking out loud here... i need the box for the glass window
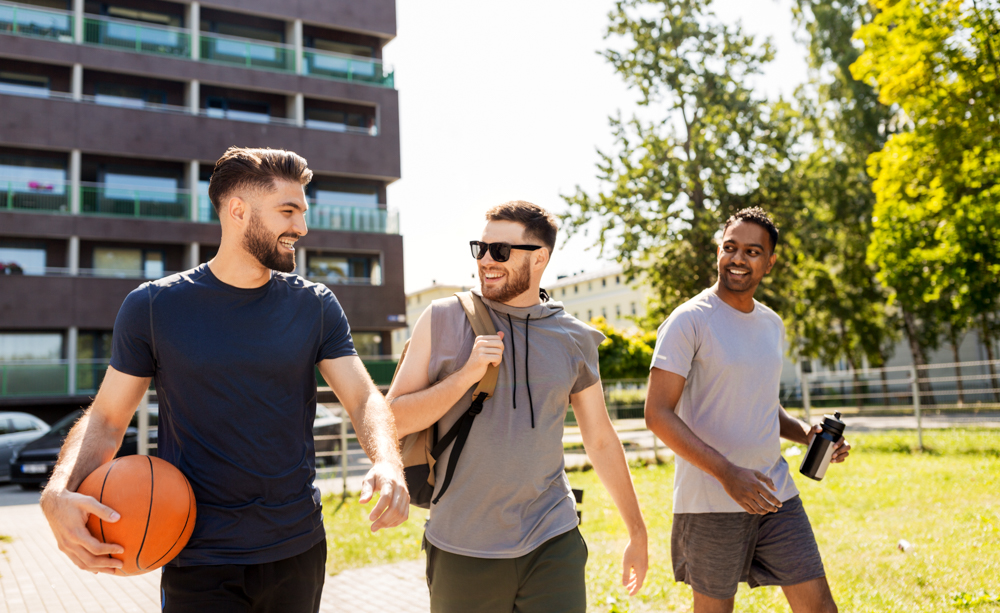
[0,420,9,435]
[312,40,373,58]
[0,71,50,97]
[308,254,349,280]
[144,251,164,278]
[0,333,62,361]
[352,332,382,357]
[11,416,43,433]
[93,247,165,278]
[0,242,46,275]
[616,275,620,284]
[0,162,66,194]
[312,184,379,208]
[78,331,113,360]
[616,304,621,317]
[602,279,607,287]
[587,310,593,320]
[206,98,270,124]
[305,109,373,133]
[601,307,607,318]
[104,173,179,203]
[630,302,636,315]
[95,83,167,108]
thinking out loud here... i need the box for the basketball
[77,455,197,576]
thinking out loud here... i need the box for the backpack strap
[430,291,498,505]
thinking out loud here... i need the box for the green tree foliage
[561,0,798,324]
[591,317,657,380]
[786,0,900,393]
[852,0,1000,390]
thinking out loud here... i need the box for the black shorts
[671,496,825,600]
[160,540,326,613]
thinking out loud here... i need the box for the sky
[382,0,810,294]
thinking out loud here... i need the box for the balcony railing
[2,180,400,233]
[83,14,190,57]
[2,178,70,213]
[0,358,395,397]
[200,32,294,72]
[0,1,73,42]
[0,1,395,88]
[0,85,379,134]
[80,183,191,220]
[303,49,394,87]
[307,204,398,233]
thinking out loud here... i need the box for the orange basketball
[77,455,196,576]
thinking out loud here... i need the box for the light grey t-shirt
[424,288,604,558]
[650,288,798,513]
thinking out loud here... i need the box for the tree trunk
[982,315,1000,404]
[901,309,934,400]
[949,328,965,406]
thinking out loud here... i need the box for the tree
[591,317,657,380]
[853,0,1000,399]
[785,0,901,402]
[561,0,798,325]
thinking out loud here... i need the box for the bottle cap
[822,412,846,438]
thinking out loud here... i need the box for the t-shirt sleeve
[110,285,157,378]
[317,289,357,362]
[571,325,606,395]
[650,308,699,378]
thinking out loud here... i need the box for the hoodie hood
[472,287,564,321]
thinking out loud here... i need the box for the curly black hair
[723,207,779,252]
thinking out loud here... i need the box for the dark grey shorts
[671,495,825,600]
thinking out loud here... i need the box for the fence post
[802,373,812,425]
[910,365,923,451]
[137,390,149,455]
[340,405,348,501]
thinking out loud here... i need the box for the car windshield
[49,410,83,436]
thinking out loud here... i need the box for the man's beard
[480,257,532,303]
[244,210,296,273]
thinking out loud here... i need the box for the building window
[602,279,606,287]
[573,312,579,319]
[574,285,578,294]
[588,282,592,291]
[616,304,621,317]
[0,332,63,361]
[311,184,380,208]
[561,288,566,297]
[0,71,49,98]
[0,240,47,275]
[308,253,381,285]
[587,309,593,320]
[93,247,164,278]
[601,307,607,318]
[95,83,166,109]
[306,108,374,134]
[801,360,813,374]
[206,97,271,123]
[630,302,636,316]
[353,332,382,357]
[616,275,620,284]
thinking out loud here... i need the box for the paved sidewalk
[0,486,429,613]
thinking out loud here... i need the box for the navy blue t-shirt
[110,263,356,566]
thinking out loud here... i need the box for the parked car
[314,404,344,468]
[0,412,50,482]
[9,407,158,490]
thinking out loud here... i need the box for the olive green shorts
[423,527,588,613]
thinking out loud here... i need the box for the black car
[9,407,158,490]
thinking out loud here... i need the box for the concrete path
[0,485,429,613]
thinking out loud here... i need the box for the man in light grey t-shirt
[645,207,850,613]
[387,201,648,613]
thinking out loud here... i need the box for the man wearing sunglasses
[387,201,648,613]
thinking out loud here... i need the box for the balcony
[0,1,395,88]
[2,178,400,232]
[83,14,189,57]
[0,1,72,42]
[0,358,395,397]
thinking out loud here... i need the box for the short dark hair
[208,147,313,214]
[723,207,779,252]
[484,201,558,253]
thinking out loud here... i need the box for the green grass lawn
[323,429,1000,612]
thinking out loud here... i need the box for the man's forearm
[353,390,404,468]
[45,410,122,494]
[388,367,479,436]
[586,434,646,538]
[778,407,811,445]
[647,408,732,481]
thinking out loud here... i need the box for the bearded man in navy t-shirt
[40,147,409,612]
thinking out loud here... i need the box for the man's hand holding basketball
[41,487,124,574]
[359,461,409,532]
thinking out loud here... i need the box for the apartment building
[390,281,472,355]
[0,0,405,421]
[548,265,650,331]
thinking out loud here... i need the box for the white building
[546,265,651,332]
[391,282,472,355]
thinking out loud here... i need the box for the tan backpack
[395,291,499,509]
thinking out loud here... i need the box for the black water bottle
[799,412,846,481]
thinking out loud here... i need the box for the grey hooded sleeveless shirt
[423,288,605,558]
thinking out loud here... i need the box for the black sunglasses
[469,241,543,262]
